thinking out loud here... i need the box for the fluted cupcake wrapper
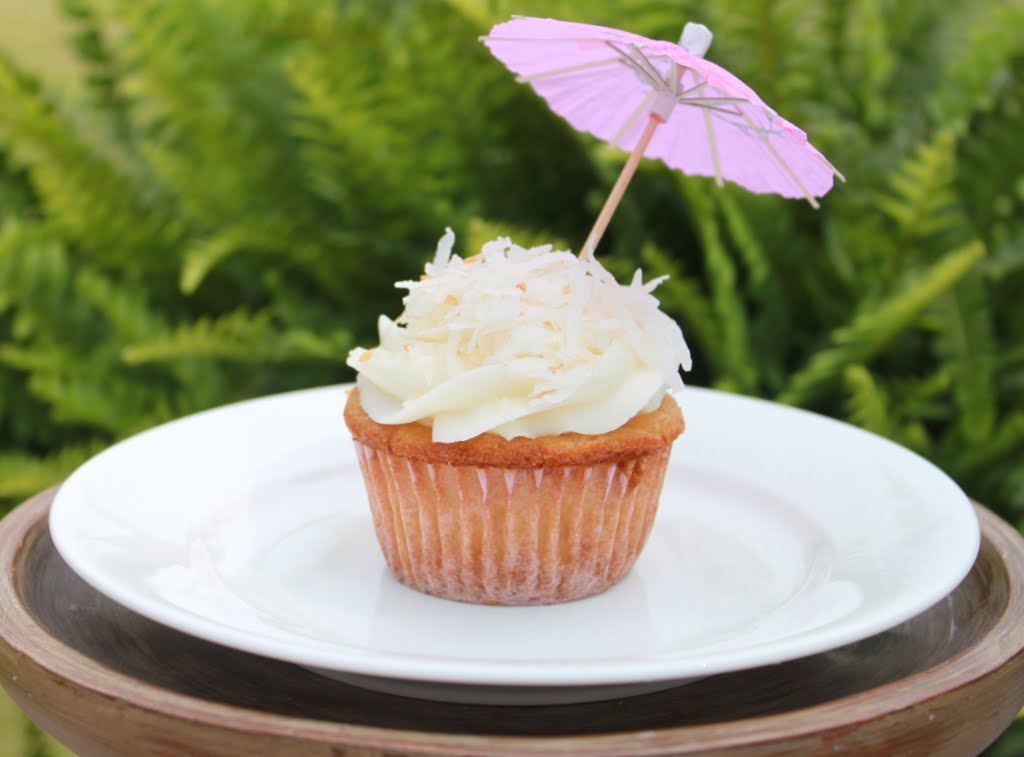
[352,442,673,605]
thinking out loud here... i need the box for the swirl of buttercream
[347,229,691,443]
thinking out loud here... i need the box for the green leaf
[843,364,891,437]
[933,270,996,442]
[680,178,757,393]
[639,242,719,382]
[122,309,350,364]
[876,129,960,242]
[715,191,790,388]
[950,412,1024,479]
[74,267,170,343]
[929,3,1024,134]
[180,224,266,295]
[0,441,109,499]
[840,0,894,127]
[780,239,985,405]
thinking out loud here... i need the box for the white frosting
[347,230,691,443]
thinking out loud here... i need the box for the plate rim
[48,384,981,687]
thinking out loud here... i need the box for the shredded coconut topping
[347,229,691,443]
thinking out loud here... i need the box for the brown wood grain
[1,487,1022,756]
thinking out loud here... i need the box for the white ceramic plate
[50,385,978,703]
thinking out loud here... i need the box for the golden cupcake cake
[345,230,691,605]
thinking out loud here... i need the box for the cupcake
[345,229,691,605]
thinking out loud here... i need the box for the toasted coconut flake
[348,231,692,442]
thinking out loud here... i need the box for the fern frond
[950,412,1024,478]
[27,371,171,435]
[839,0,894,128]
[875,129,961,242]
[930,3,1024,134]
[178,222,292,296]
[0,218,73,323]
[780,239,985,405]
[639,242,718,381]
[0,150,35,222]
[955,55,1024,260]
[58,0,134,141]
[715,191,790,388]
[0,440,108,500]
[0,344,70,372]
[933,270,996,442]
[680,178,756,392]
[74,267,170,343]
[844,366,937,452]
[0,52,179,267]
[891,369,952,421]
[716,192,770,289]
[122,309,350,364]
[843,364,891,436]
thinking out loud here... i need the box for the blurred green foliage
[1,0,1021,516]
[0,0,1023,752]
[0,0,1021,503]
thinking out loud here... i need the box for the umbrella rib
[481,36,632,43]
[612,90,656,148]
[680,96,748,105]
[515,56,622,83]
[702,109,725,187]
[603,41,664,91]
[628,45,672,90]
[823,157,847,182]
[678,102,744,116]
[736,108,820,208]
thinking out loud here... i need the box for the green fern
[929,2,1024,133]
[950,413,1024,479]
[714,191,791,389]
[839,0,895,129]
[0,441,108,500]
[74,268,170,343]
[121,308,348,365]
[934,271,997,442]
[844,364,930,453]
[780,239,985,406]
[956,55,1024,264]
[679,177,757,392]
[0,53,180,270]
[875,129,961,244]
[58,0,135,142]
[891,369,952,421]
[180,224,271,296]
[639,241,719,384]
[843,364,892,437]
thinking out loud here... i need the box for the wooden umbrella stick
[580,113,663,260]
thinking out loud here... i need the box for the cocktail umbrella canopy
[482,16,843,257]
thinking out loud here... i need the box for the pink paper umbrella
[482,16,844,257]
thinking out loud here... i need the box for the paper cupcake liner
[352,442,673,605]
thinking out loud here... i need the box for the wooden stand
[2,488,1024,756]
